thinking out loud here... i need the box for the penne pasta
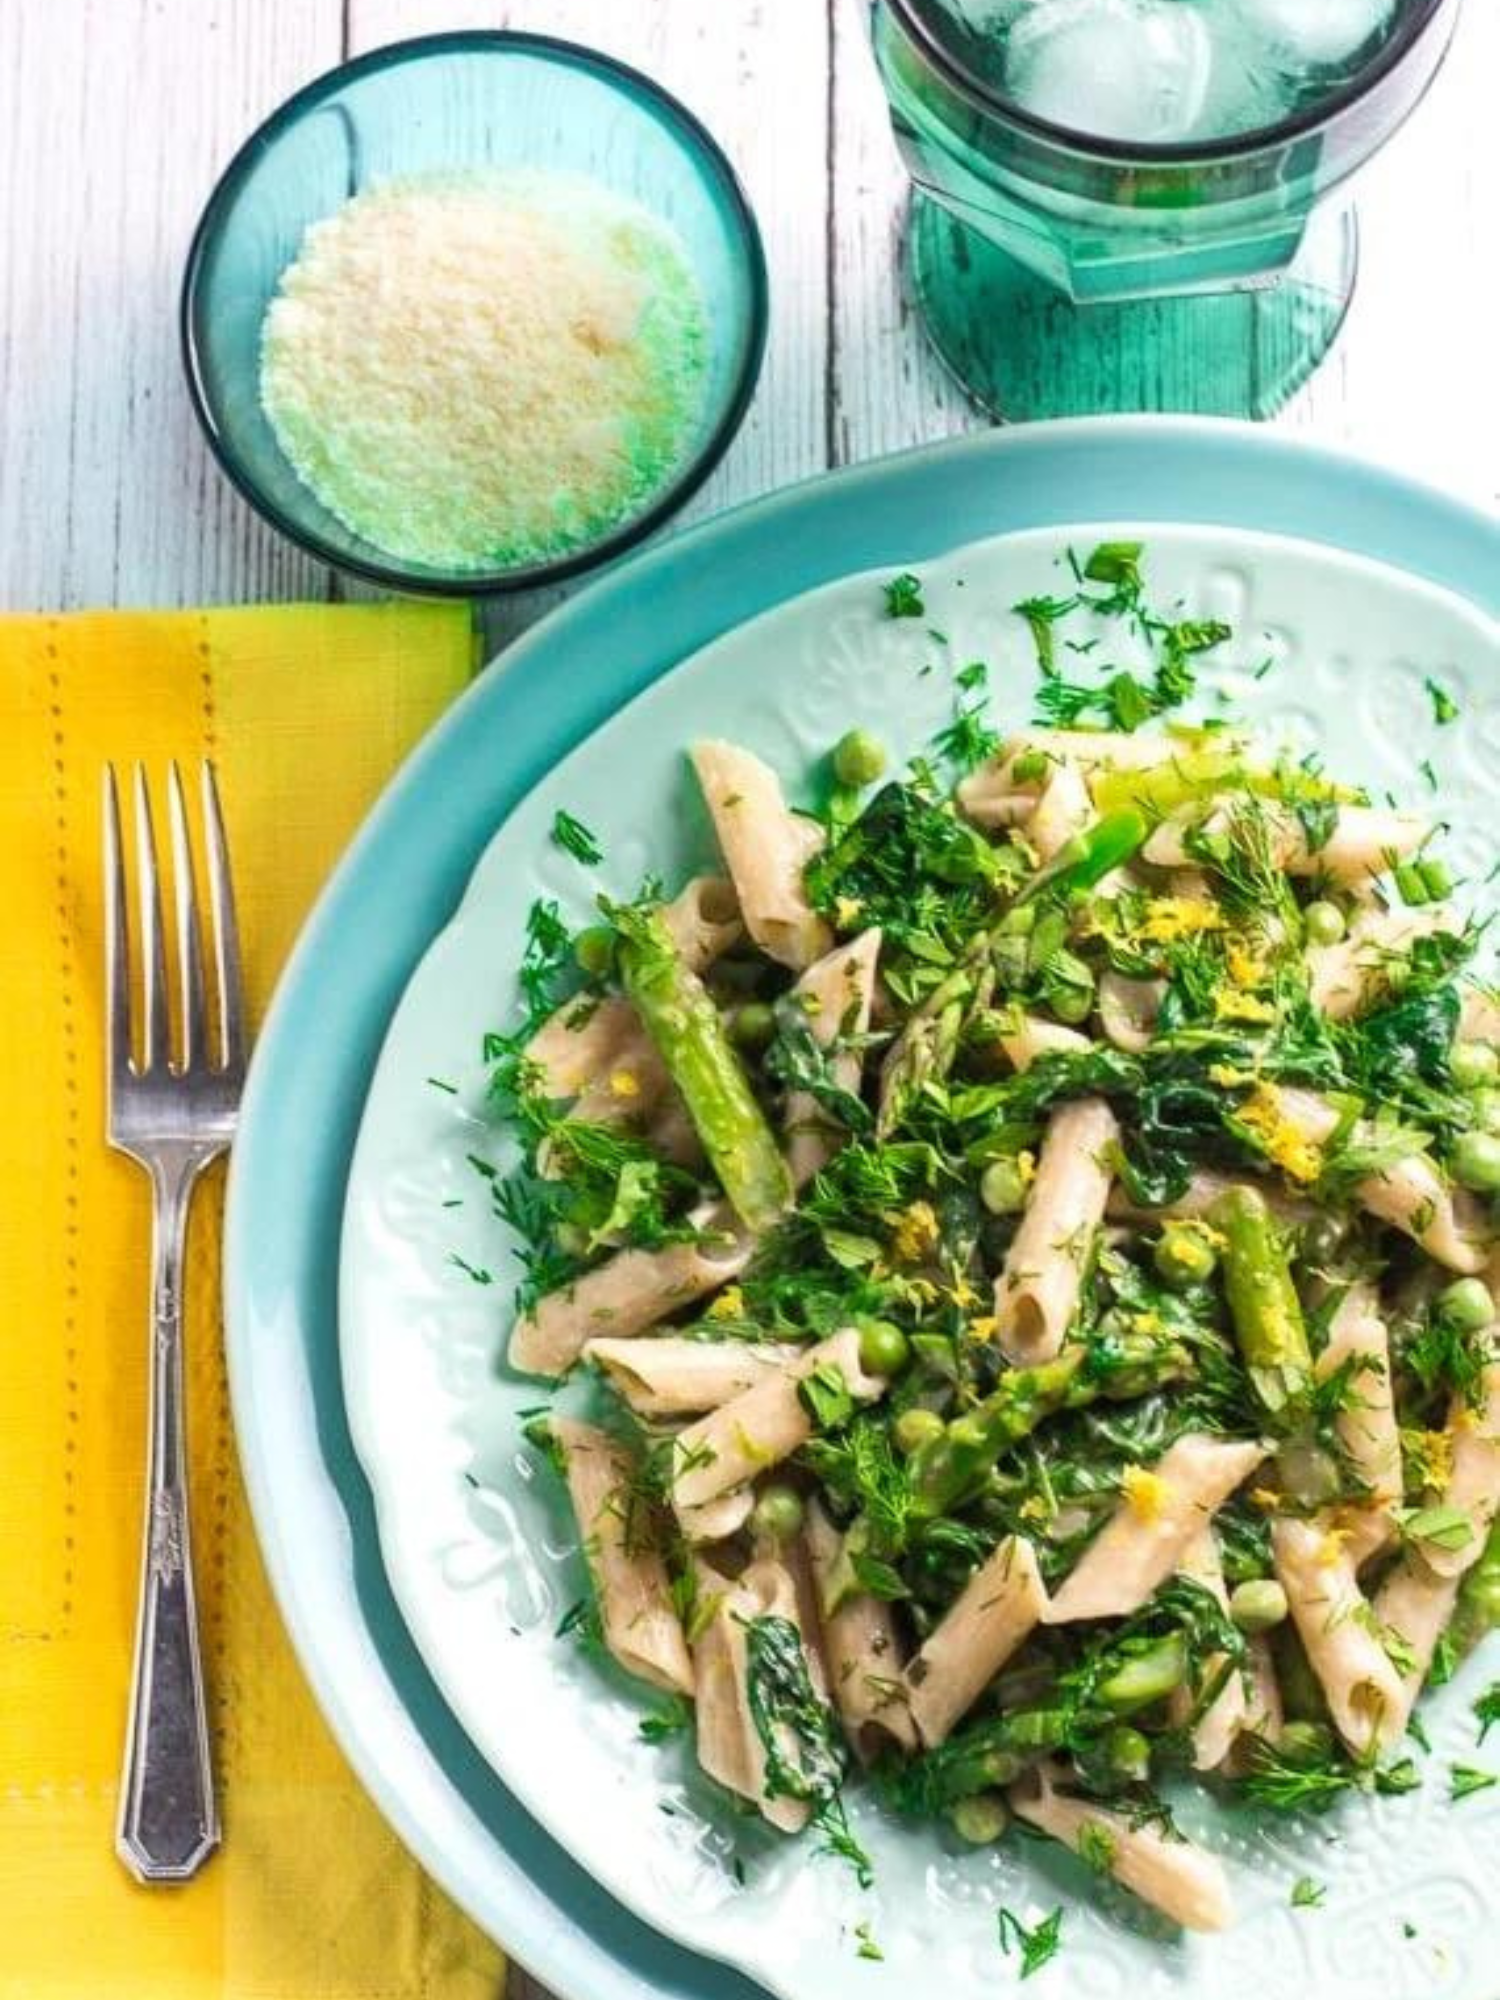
[510,1206,753,1377]
[1371,1550,1460,1738]
[1010,1762,1232,1932]
[1308,905,1454,1020]
[671,1327,888,1531]
[1097,971,1165,1053]
[804,1500,916,1758]
[690,741,831,969]
[1317,1282,1402,1508]
[553,1417,694,1697]
[1174,1530,1248,1773]
[1267,1086,1489,1274]
[904,1536,1046,1747]
[663,874,744,971]
[1046,1435,1268,1624]
[1144,803,1426,884]
[1025,760,1093,863]
[690,1558,813,1832]
[784,929,882,1187]
[1271,1514,1406,1757]
[993,1012,1090,1073]
[995,1098,1120,1363]
[1423,1358,1500,1579]
[583,1334,793,1416]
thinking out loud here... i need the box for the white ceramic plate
[341,523,1500,2000]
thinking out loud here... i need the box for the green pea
[948,1794,1009,1844]
[1303,900,1346,947]
[893,1406,946,1455]
[1470,1088,1500,1136]
[728,1000,777,1052]
[1010,750,1051,786]
[1452,1130,1500,1193]
[1275,1438,1342,1508]
[750,1484,804,1544]
[1153,1223,1218,1291]
[1452,1041,1500,1089]
[980,1157,1030,1216]
[554,1222,588,1258]
[1046,970,1096,1025]
[1098,1632,1187,1713]
[1436,1277,1495,1334]
[858,1319,911,1377]
[832,728,887,788]
[573,925,616,978]
[1103,1724,1152,1783]
[1229,1578,1289,1633]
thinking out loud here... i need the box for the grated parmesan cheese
[259,169,708,572]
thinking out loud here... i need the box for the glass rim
[882,0,1451,166]
[179,28,769,598]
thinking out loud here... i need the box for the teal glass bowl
[181,33,768,596]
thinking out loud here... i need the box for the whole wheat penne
[511,1206,752,1377]
[553,1417,693,1697]
[1272,1514,1406,1757]
[671,1328,887,1529]
[784,929,881,1187]
[1047,1435,1268,1624]
[583,1335,793,1416]
[904,1536,1047,1747]
[995,1097,1119,1364]
[691,741,831,969]
[1010,1762,1232,1932]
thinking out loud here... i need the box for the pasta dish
[484,545,1500,1946]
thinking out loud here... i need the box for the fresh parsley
[1475,1682,1500,1745]
[1290,1877,1326,1909]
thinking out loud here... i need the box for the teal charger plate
[224,419,1500,2000]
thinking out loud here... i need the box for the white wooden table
[3,0,1495,646]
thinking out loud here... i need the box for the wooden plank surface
[4,0,1493,622]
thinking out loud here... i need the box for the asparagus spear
[908,1334,1191,1519]
[1211,1184,1312,1417]
[616,902,792,1233]
[1016,806,1149,908]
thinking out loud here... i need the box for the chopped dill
[997,1905,1064,1979]
[551,808,604,866]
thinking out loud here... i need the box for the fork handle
[117,1155,220,1883]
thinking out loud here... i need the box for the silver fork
[104,761,245,1883]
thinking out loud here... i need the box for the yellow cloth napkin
[0,606,506,2000]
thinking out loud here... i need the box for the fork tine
[167,762,207,1073]
[103,765,133,1086]
[133,765,171,1075]
[200,762,246,1075]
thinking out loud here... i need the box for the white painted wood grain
[0,0,342,608]
[3,0,1493,621]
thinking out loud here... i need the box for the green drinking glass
[870,0,1460,420]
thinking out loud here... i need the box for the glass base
[907,193,1358,422]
